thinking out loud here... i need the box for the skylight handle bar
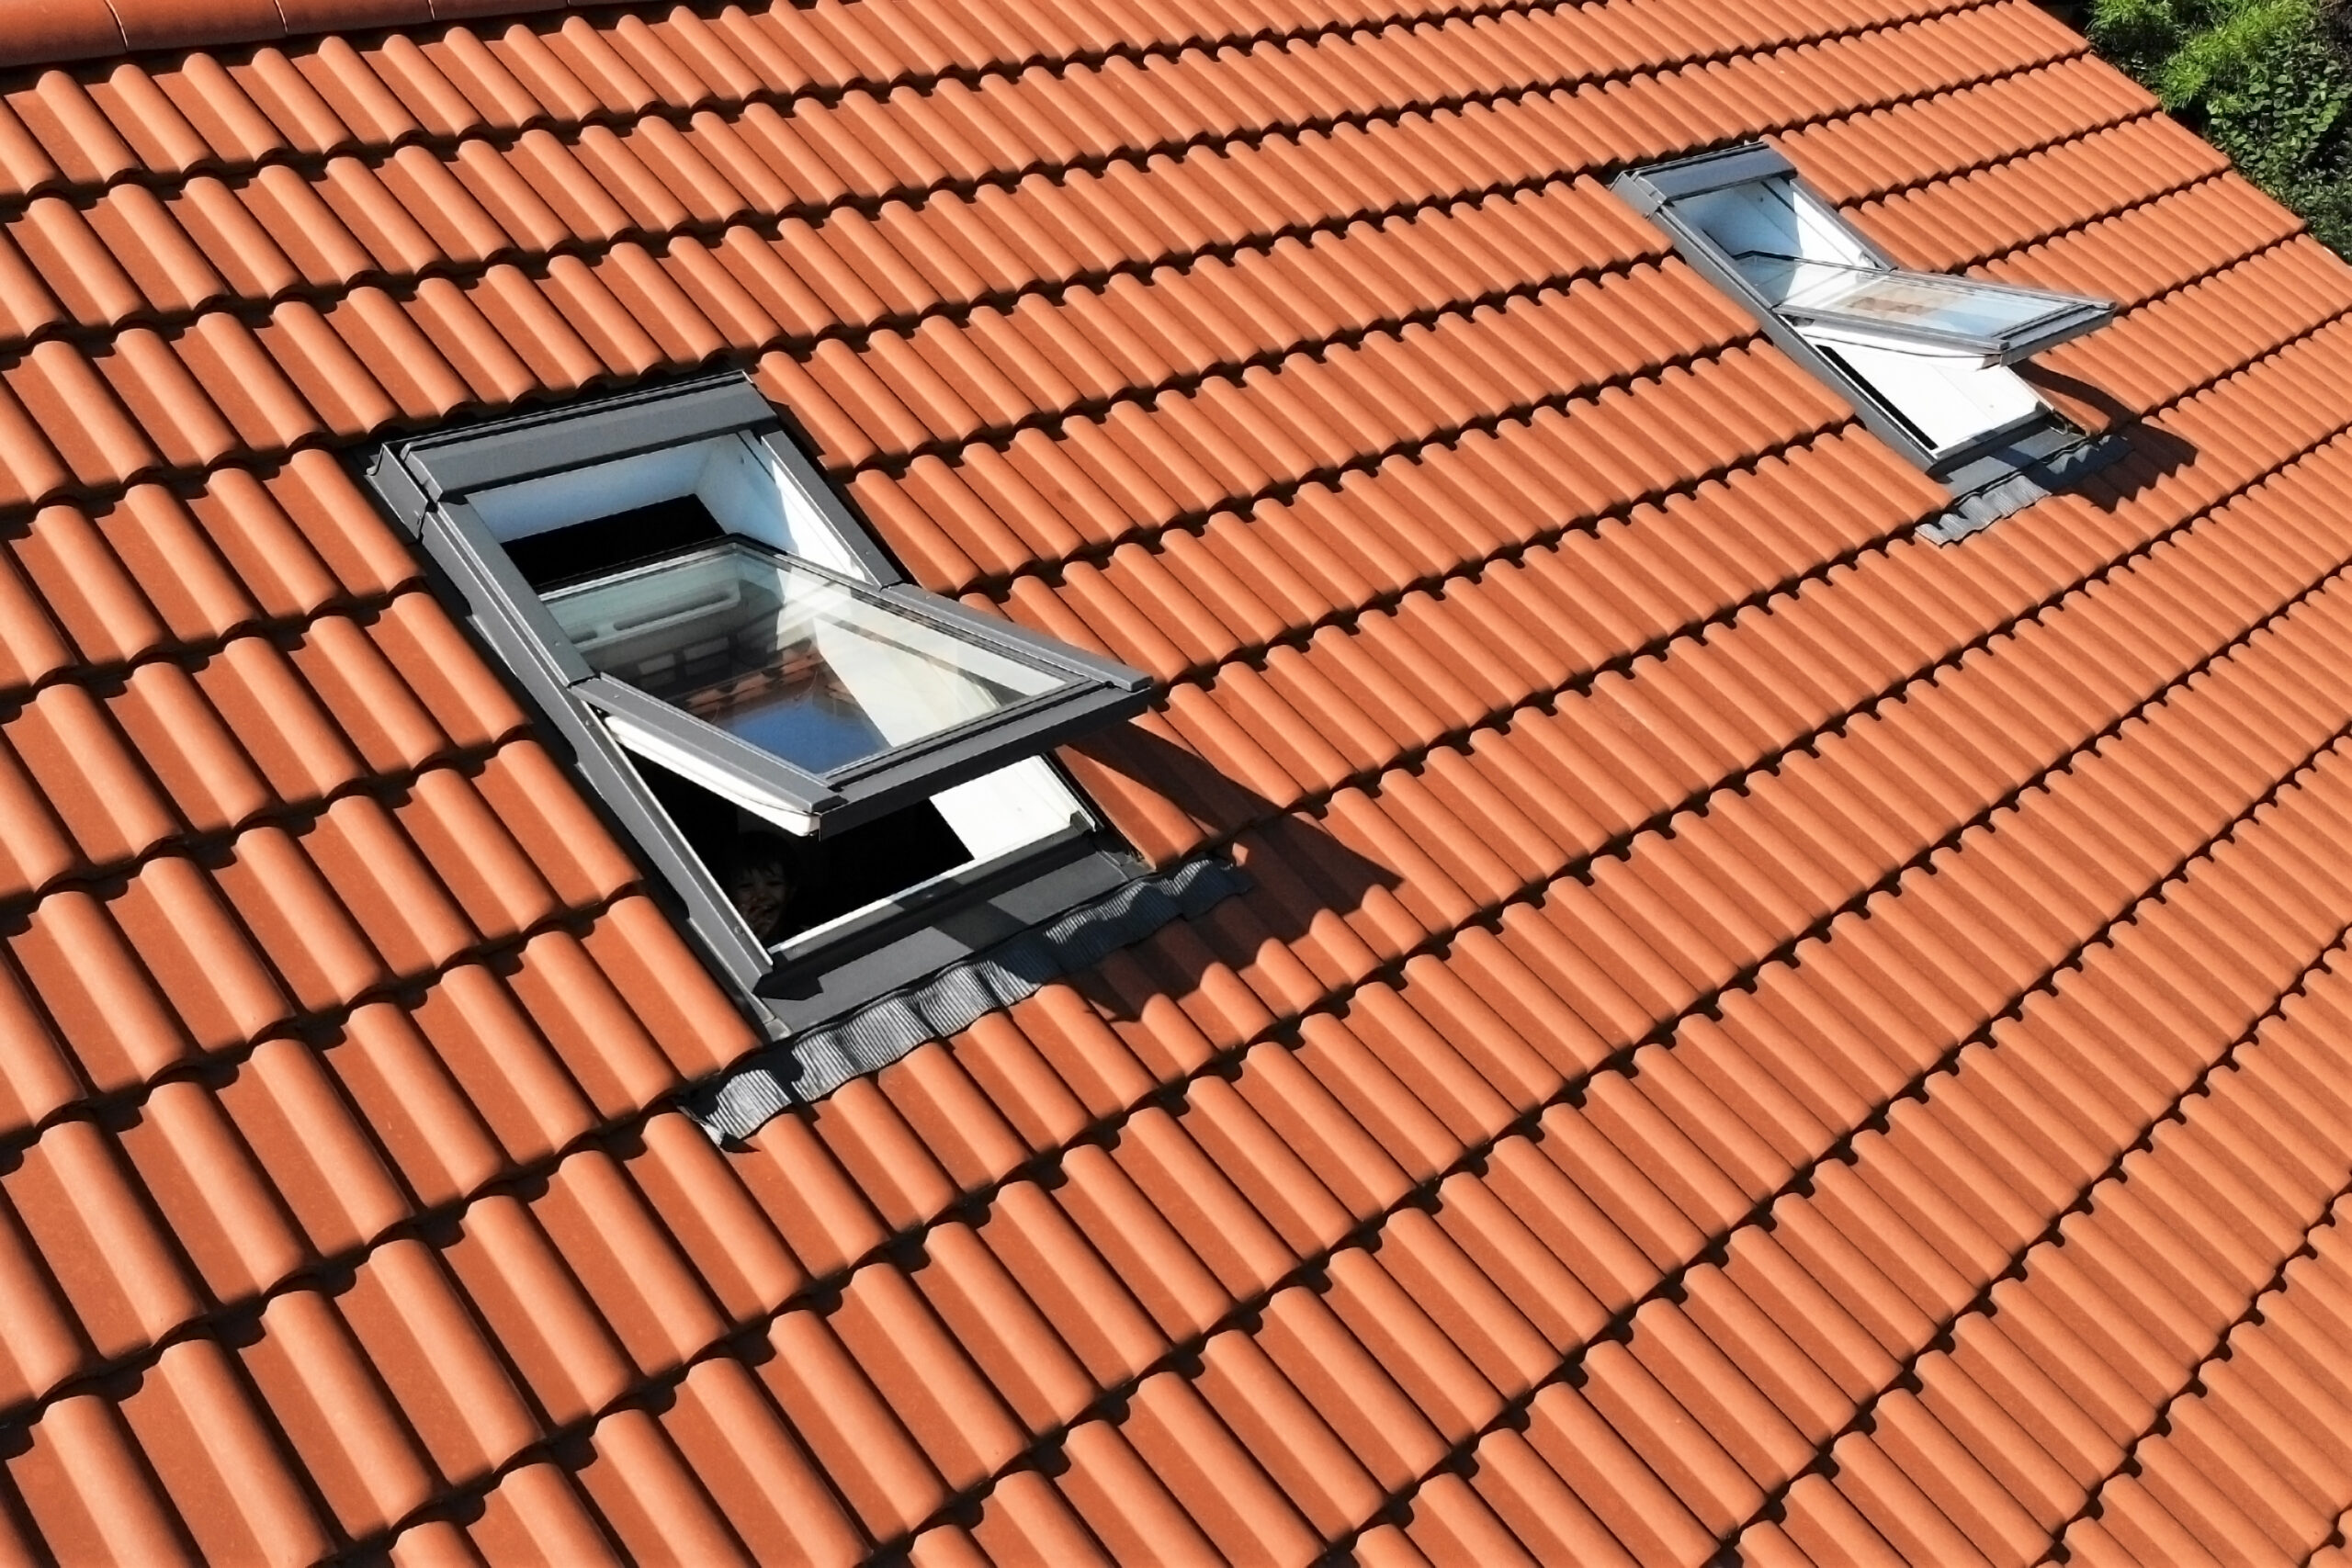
[1792,303,2112,365]
[574,673,844,828]
[1742,254,2115,365]
[814,683,1152,831]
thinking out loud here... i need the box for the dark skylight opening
[503,493,726,592]
[630,753,967,948]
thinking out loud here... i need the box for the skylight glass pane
[544,540,1069,777]
[1734,254,2086,353]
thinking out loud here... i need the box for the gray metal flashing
[1921,429,2131,543]
[1932,418,2085,495]
[364,446,431,532]
[689,856,1251,1138]
[1611,142,1795,208]
[758,835,1122,1022]
[392,374,777,499]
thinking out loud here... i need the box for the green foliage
[2087,0,2352,255]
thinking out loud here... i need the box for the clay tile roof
[0,0,2346,1560]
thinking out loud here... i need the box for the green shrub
[2088,0,2352,255]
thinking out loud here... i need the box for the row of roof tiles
[1851,112,2221,272]
[0,829,725,1134]
[15,0,1999,84]
[0,6,2082,255]
[0,131,2221,579]
[0,90,2220,421]
[968,432,2352,1568]
[1034,319,2347,799]
[0,285,2342,1561]
[0,155,1665,355]
[0,9,2082,246]
[1776,57,2146,203]
[2,0,2019,194]
[0,597,523,871]
[0,15,2314,1241]
[10,496,2350,1562]
[983,249,2333,687]
[0,451,417,665]
[0,0,2348,1562]
[2077,1195,2352,1566]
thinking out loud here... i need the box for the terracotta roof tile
[0,0,2342,1559]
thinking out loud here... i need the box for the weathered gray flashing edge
[686,856,1250,1140]
[1920,428,2131,544]
[1610,142,1797,209]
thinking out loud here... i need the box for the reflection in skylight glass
[544,541,1069,777]
[1733,254,2083,349]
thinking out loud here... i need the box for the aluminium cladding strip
[689,854,1249,1135]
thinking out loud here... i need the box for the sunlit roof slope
[0,0,2346,1562]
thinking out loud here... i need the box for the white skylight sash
[1825,339,2048,451]
[543,540,1072,780]
[1736,254,2111,366]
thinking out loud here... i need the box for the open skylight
[1615,143,2122,536]
[365,375,1155,1030]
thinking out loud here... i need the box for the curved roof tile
[0,0,2345,1562]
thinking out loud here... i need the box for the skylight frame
[363,373,1157,1026]
[1613,142,2125,535]
[373,378,1150,836]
